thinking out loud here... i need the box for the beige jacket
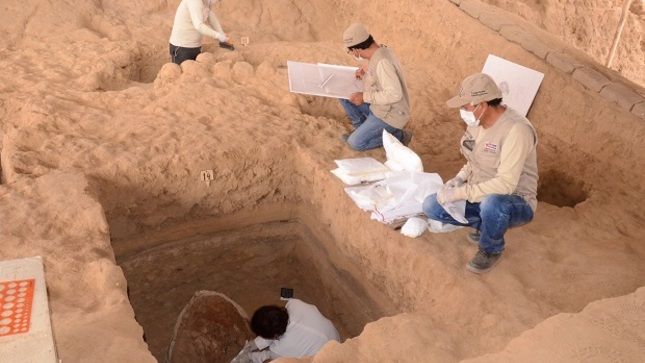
[454,108,539,211]
[362,47,410,129]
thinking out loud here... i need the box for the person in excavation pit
[231,298,340,363]
[422,72,539,274]
[339,22,413,151]
[169,0,232,65]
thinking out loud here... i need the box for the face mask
[459,104,481,127]
[351,49,365,62]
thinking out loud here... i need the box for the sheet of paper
[369,171,443,224]
[334,157,389,176]
[372,203,425,224]
[331,168,387,185]
[482,54,544,116]
[287,61,364,99]
[441,199,468,224]
[344,183,393,211]
[343,184,385,211]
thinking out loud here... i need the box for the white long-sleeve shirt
[250,299,340,363]
[169,0,225,48]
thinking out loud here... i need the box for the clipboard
[287,61,365,99]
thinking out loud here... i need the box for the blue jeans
[339,99,404,151]
[422,193,534,253]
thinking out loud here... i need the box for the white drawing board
[287,61,364,99]
[482,54,544,116]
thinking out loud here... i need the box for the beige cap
[446,73,503,108]
[343,23,370,48]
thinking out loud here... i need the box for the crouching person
[423,73,538,274]
[232,298,340,363]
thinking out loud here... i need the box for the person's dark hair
[485,98,503,107]
[348,35,374,50]
[251,306,289,339]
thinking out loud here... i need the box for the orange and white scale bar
[0,256,58,363]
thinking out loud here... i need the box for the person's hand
[349,92,364,105]
[230,351,251,363]
[437,186,461,205]
[216,33,230,43]
[355,66,366,79]
[444,176,465,189]
[230,340,255,363]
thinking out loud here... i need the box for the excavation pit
[118,219,392,361]
[537,169,589,207]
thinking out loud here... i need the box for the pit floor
[118,220,388,361]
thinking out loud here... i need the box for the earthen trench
[111,132,588,361]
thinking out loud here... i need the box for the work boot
[401,129,413,146]
[467,231,481,244]
[466,249,502,274]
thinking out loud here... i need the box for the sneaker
[466,249,502,274]
[401,129,413,146]
[467,231,481,244]
[339,133,350,143]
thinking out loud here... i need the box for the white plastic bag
[400,217,428,238]
[382,130,423,172]
[441,199,468,223]
[427,219,464,233]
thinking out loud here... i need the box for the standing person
[232,299,340,363]
[169,0,231,65]
[339,22,412,151]
[422,73,538,274]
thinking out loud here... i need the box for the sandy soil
[479,0,645,87]
[0,0,643,362]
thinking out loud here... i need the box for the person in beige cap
[338,22,412,150]
[422,73,538,274]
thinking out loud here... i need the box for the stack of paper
[343,183,393,211]
[331,157,390,185]
[368,171,444,224]
[340,170,444,224]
